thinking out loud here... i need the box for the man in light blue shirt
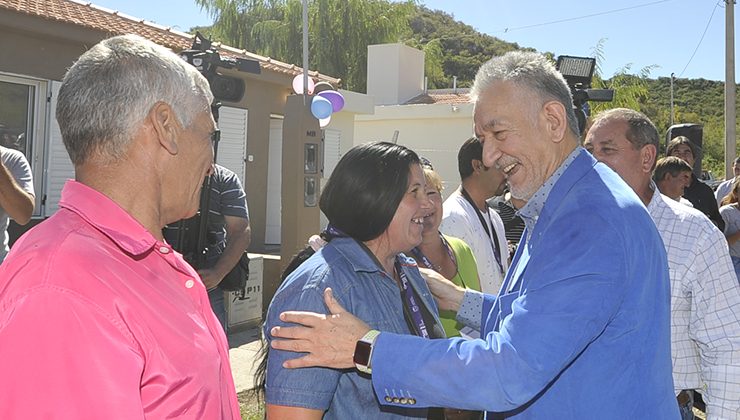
[269,51,678,419]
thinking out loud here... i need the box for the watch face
[353,341,372,366]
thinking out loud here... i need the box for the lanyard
[395,259,429,339]
[411,234,468,289]
[460,187,504,273]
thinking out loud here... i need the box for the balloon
[311,96,333,119]
[292,74,315,95]
[312,81,334,95]
[319,115,331,128]
[317,90,345,113]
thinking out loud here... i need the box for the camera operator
[165,164,250,332]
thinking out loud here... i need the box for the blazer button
[400,398,408,404]
[385,396,392,402]
[409,398,416,405]
[392,397,400,403]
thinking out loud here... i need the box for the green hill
[405,6,739,177]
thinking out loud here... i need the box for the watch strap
[354,329,380,374]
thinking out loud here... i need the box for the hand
[418,267,465,312]
[270,288,370,369]
[197,268,223,290]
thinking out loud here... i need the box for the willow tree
[195,0,416,91]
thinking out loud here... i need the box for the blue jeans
[208,287,227,333]
[732,256,740,285]
[678,391,695,420]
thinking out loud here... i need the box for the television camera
[169,33,262,299]
[179,32,261,103]
[556,55,614,135]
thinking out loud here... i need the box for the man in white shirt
[440,137,508,294]
[585,108,740,420]
[715,157,740,206]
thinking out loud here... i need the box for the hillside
[406,6,738,176]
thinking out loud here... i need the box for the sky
[92,0,737,82]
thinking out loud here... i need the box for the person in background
[413,158,481,338]
[720,177,740,284]
[164,163,251,332]
[0,140,34,264]
[0,34,239,418]
[653,156,694,206]
[715,156,740,206]
[586,107,740,419]
[489,189,525,260]
[667,136,724,229]
[262,141,445,419]
[268,51,678,419]
[440,137,508,295]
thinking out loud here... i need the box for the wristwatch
[353,329,380,374]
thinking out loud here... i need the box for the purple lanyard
[411,233,455,270]
[395,259,429,339]
[411,234,470,290]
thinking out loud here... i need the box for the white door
[265,117,283,245]
[44,80,74,216]
[215,106,247,184]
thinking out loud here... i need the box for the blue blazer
[371,149,680,419]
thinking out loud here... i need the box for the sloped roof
[404,88,471,105]
[0,0,340,84]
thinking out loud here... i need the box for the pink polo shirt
[0,181,240,419]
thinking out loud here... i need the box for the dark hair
[253,141,420,399]
[458,137,483,180]
[321,141,420,240]
[653,156,693,182]
[666,136,698,159]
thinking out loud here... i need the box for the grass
[239,389,265,420]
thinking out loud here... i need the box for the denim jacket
[264,237,442,419]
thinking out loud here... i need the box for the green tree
[194,0,415,91]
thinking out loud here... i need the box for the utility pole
[670,73,675,126]
[725,0,736,179]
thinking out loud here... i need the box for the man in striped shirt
[165,164,251,331]
[585,108,740,419]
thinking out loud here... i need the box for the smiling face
[473,80,564,201]
[384,163,433,253]
[421,178,443,236]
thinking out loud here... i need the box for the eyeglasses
[210,129,221,146]
[420,157,434,170]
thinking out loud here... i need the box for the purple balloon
[317,90,345,113]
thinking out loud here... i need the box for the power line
[495,0,675,33]
[678,1,721,77]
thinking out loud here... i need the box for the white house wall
[354,102,475,200]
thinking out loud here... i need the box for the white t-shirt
[440,189,508,294]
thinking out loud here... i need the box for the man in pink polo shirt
[0,35,239,419]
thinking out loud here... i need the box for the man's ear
[149,101,179,156]
[641,144,657,174]
[472,159,485,173]
[541,100,568,143]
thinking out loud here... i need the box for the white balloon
[292,74,315,94]
[319,115,331,128]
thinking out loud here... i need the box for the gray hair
[592,108,659,150]
[56,34,214,165]
[470,51,579,138]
